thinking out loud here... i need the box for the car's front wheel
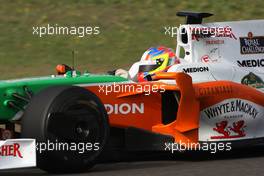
[21,86,109,173]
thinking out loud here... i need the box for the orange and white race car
[0,12,263,173]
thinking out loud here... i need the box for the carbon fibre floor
[1,146,263,176]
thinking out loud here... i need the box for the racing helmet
[56,64,73,75]
[137,46,177,82]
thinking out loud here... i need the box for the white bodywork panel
[171,20,264,142]
[0,139,36,170]
[170,19,264,93]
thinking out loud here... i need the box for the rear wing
[176,11,213,24]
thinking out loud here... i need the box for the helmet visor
[138,64,160,73]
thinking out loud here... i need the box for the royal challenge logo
[240,32,264,54]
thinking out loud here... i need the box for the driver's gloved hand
[107,69,129,79]
[145,74,153,81]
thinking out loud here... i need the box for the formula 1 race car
[0,12,263,173]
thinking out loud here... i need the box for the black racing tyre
[21,86,109,173]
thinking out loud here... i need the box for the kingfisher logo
[0,143,23,158]
[105,103,144,115]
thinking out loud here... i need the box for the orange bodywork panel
[86,84,162,131]
[85,72,264,145]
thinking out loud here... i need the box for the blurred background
[0,0,263,79]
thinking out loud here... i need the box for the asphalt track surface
[1,146,264,176]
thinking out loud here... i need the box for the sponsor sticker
[197,85,233,96]
[183,67,209,73]
[211,120,246,139]
[104,103,144,115]
[205,39,225,45]
[241,72,264,89]
[0,139,36,170]
[0,143,23,158]
[240,32,264,54]
[201,55,218,63]
[237,59,264,67]
[192,26,237,41]
[199,99,264,141]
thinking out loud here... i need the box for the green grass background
[0,0,263,79]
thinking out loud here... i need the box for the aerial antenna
[72,50,75,70]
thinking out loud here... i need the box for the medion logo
[105,103,144,115]
[237,59,264,67]
[183,67,209,73]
